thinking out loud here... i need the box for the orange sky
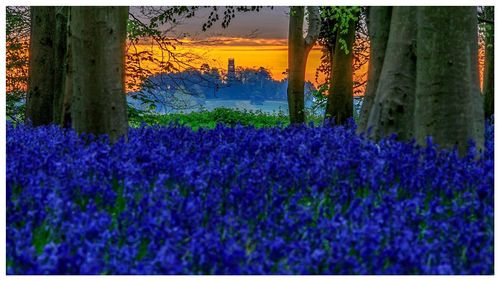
[129,38,327,84]
[129,36,487,96]
[194,45,325,82]
[8,36,484,94]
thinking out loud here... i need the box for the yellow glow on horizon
[128,41,327,84]
[7,37,486,96]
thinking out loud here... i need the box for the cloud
[185,37,288,47]
[131,6,291,40]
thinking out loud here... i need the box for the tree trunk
[325,16,357,124]
[61,8,73,128]
[287,6,306,124]
[357,7,392,133]
[26,7,55,126]
[287,6,320,124]
[62,20,73,129]
[366,7,417,141]
[71,7,129,143]
[415,7,484,155]
[53,6,69,126]
[483,6,494,118]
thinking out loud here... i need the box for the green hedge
[129,107,322,129]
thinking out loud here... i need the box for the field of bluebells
[7,120,494,274]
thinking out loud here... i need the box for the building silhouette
[227,58,235,81]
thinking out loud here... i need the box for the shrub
[128,107,324,129]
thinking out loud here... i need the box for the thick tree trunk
[53,7,69,126]
[61,8,73,128]
[325,16,357,124]
[287,6,320,124]
[366,7,417,141]
[287,7,306,124]
[26,7,55,126]
[62,23,73,129]
[416,7,484,155]
[483,6,494,118]
[71,7,129,143]
[357,7,392,133]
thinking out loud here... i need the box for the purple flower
[6,121,493,274]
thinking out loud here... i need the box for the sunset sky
[131,38,326,83]
[8,6,485,94]
[130,6,329,84]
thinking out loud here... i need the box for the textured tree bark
[53,7,69,126]
[325,16,357,124]
[71,7,129,143]
[357,7,392,133]
[416,7,484,155]
[287,6,320,124]
[483,6,494,118]
[61,8,73,128]
[26,7,56,126]
[287,7,307,124]
[366,7,417,141]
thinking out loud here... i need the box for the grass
[128,107,324,129]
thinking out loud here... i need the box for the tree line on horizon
[129,65,317,111]
[8,6,495,155]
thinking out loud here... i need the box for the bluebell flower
[6,121,493,274]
